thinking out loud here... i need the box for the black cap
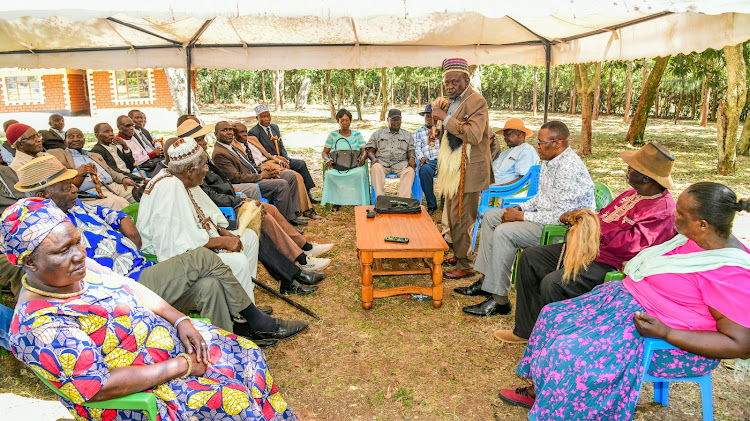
[387,109,401,119]
[418,104,432,116]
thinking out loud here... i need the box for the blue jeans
[419,159,438,209]
[0,303,13,351]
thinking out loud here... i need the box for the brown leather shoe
[494,330,529,344]
[444,267,475,279]
[444,256,458,266]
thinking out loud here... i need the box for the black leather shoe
[427,207,437,215]
[462,297,512,317]
[257,305,273,315]
[309,195,321,204]
[454,279,491,297]
[252,319,309,341]
[289,218,308,227]
[254,339,279,349]
[297,270,325,285]
[280,280,318,295]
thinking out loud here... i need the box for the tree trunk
[737,111,750,155]
[279,70,285,110]
[606,69,613,115]
[574,62,601,156]
[470,64,482,95]
[427,80,431,103]
[641,59,648,96]
[532,66,539,117]
[407,78,412,106]
[592,73,601,120]
[349,70,362,120]
[272,71,280,111]
[568,74,576,114]
[240,78,244,103]
[295,74,311,110]
[674,88,684,124]
[417,81,421,107]
[325,70,336,119]
[440,80,444,98]
[165,68,200,119]
[710,89,719,121]
[261,71,267,103]
[717,43,748,172]
[510,65,515,112]
[210,69,216,104]
[551,67,558,112]
[700,75,711,127]
[338,82,345,110]
[654,88,660,118]
[624,61,633,122]
[379,68,388,121]
[625,56,670,146]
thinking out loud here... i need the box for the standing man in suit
[431,58,492,280]
[129,109,157,146]
[39,114,66,150]
[248,104,318,203]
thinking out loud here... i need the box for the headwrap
[442,58,470,76]
[5,123,31,146]
[254,104,271,116]
[0,198,70,266]
[168,137,202,165]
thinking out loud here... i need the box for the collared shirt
[70,149,113,191]
[134,129,155,153]
[492,142,539,185]
[102,143,130,172]
[67,199,152,280]
[118,133,150,165]
[520,146,595,225]
[365,128,414,168]
[444,85,471,126]
[245,142,267,164]
[413,125,440,161]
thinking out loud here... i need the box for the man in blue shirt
[491,118,539,185]
[414,105,441,213]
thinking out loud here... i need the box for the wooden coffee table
[355,205,449,309]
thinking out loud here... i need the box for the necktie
[266,126,272,139]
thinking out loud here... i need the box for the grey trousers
[138,247,252,332]
[473,208,544,296]
[234,182,261,200]
[257,171,300,220]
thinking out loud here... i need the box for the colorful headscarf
[0,198,69,266]
[442,57,470,76]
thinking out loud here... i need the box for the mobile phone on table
[385,236,409,243]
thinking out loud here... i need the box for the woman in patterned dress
[2,198,297,421]
[498,182,750,420]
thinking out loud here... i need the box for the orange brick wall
[67,74,89,113]
[89,69,174,113]
[0,74,67,113]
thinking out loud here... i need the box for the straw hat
[620,142,675,189]
[494,118,534,138]
[14,155,78,192]
[177,120,215,138]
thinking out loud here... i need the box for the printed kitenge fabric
[517,281,719,420]
[10,261,297,421]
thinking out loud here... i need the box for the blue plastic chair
[370,170,422,204]
[640,338,714,420]
[218,207,236,221]
[470,165,541,252]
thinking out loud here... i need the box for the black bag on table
[329,137,359,171]
[374,195,421,214]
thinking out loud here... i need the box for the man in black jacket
[248,104,318,203]
[89,122,145,183]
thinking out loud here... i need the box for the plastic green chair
[594,181,614,212]
[603,271,625,283]
[31,368,159,421]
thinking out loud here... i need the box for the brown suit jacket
[211,142,263,184]
[48,148,128,184]
[444,86,491,193]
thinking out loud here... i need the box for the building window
[4,75,44,103]
[114,70,152,100]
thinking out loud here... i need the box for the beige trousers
[370,162,415,198]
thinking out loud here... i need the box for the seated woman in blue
[320,109,369,211]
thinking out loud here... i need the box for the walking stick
[91,172,105,199]
[252,277,321,320]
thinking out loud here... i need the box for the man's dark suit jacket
[39,129,66,150]
[139,127,154,143]
[248,123,289,158]
[90,143,143,182]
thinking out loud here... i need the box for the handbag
[329,137,360,172]
[374,195,422,214]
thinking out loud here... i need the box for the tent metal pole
[186,46,192,115]
[543,42,551,123]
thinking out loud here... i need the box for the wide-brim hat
[14,155,78,192]
[494,118,534,138]
[620,142,675,189]
[177,120,215,138]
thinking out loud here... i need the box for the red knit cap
[5,123,31,146]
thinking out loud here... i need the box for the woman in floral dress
[2,198,297,421]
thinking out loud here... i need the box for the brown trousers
[261,203,306,261]
[445,191,480,271]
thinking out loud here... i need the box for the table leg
[431,251,444,308]
[361,251,374,309]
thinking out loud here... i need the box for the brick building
[0,68,175,116]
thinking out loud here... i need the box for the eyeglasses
[19,133,41,142]
[536,139,562,146]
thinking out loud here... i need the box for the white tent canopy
[2,0,750,71]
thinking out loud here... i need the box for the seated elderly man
[48,128,136,209]
[15,155,306,343]
[38,113,66,150]
[90,122,147,182]
[495,143,679,343]
[116,115,163,176]
[367,108,417,198]
[457,121,595,317]
[490,118,539,186]
[137,137,260,303]
[6,123,51,173]
[413,105,441,213]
